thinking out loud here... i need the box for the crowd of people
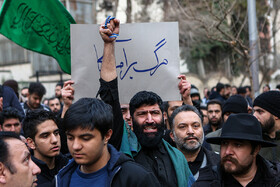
[0,17,280,187]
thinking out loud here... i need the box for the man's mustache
[183,135,199,141]
[221,155,238,165]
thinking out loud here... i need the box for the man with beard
[206,95,249,153]
[193,114,280,187]
[97,17,194,186]
[169,105,219,180]
[48,97,62,116]
[203,100,223,135]
[253,90,280,162]
[55,82,64,104]
[21,82,49,115]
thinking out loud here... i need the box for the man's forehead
[168,101,183,108]
[30,93,41,98]
[135,104,161,110]
[3,118,20,123]
[66,127,96,135]
[6,138,28,153]
[49,99,59,104]
[208,104,221,109]
[253,106,265,111]
[175,111,201,122]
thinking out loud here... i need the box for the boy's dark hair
[129,91,163,118]
[22,109,58,140]
[63,98,113,139]
[170,104,202,130]
[0,107,23,126]
[0,131,21,174]
[28,82,46,97]
[207,99,222,110]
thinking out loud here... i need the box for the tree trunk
[126,0,132,23]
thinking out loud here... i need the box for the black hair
[216,83,225,93]
[224,84,231,88]
[276,84,280,90]
[207,99,222,110]
[63,98,113,139]
[56,82,64,88]
[21,86,28,90]
[129,91,163,118]
[263,84,270,90]
[0,131,21,174]
[237,86,246,94]
[28,82,46,97]
[245,85,251,92]
[22,109,58,140]
[169,105,202,130]
[48,96,60,103]
[0,107,23,126]
[250,142,260,155]
[162,101,169,113]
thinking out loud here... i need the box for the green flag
[0,0,76,74]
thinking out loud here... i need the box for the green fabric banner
[0,0,76,74]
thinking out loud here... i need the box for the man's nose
[31,160,41,175]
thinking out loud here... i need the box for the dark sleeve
[3,86,25,117]
[97,78,124,150]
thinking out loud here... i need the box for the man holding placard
[97,17,194,187]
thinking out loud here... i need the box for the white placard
[71,22,181,104]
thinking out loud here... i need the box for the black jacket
[203,147,220,166]
[192,155,280,187]
[55,144,160,187]
[32,153,69,187]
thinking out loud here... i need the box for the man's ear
[26,137,36,150]
[163,111,170,129]
[253,145,261,157]
[170,131,175,142]
[0,162,7,184]
[104,129,113,144]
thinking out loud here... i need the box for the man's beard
[133,119,165,148]
[209,117,222,127]
[221,155,253,176]
[173,133,204,153]
[261,115,275,135]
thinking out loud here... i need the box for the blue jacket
[55,144,160,187]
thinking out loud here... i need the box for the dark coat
[32,153,68,187]
[203,147,220,166]
[1,85,24,116]
[192,155,280,187]
[55,144,160,187]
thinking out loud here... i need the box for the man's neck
[34,152,56,169]
[182,147,201,162]
[232,161,257,187]
[211,124,219,132]
[80,147,111,174]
